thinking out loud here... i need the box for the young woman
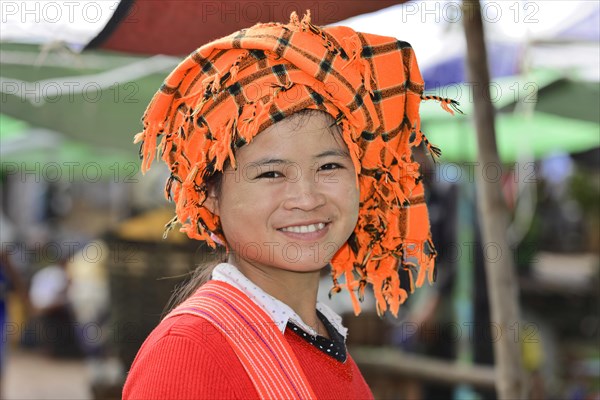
[123,11,454,399]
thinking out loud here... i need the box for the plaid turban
[135,11,459,316]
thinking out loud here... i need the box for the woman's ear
[204,187,220,216]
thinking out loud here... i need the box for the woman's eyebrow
[314,149,350,159]
[251,150,350,165]
[252,158,287,166]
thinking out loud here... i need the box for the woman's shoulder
[123,313,257,399]
[143,312,225,347]
[127,313,232,372]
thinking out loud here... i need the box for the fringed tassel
[288,11,301,28]
[270,81,294,100]
[238,101,261,144]
[340,119,362,188]
[135,90,175,174]
[162,215,179,239]
[300,9,312,31]
[341,34,374,95]
[420,94,464,116]
[345,269,362,316]
[420,131,442,162]
[370,257,402,317]
[208,118,237,171]
[413,241,437,288]
[202,73,222,96]
[387,275,408,317]
[134,127,159,174]
[296,10,337,54]
[426,238,438,284]
[229,51,249,82]
[328,277,342,299]
[341,35,361,71]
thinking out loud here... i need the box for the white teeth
[281,223,326,233]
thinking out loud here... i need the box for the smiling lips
[279,222,327,233]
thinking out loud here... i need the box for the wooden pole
[462,1,527,398]
[351,347,496,388]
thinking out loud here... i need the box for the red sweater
[123,313,373,399]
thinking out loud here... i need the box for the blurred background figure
[28,255,79,358]
[66,240,122,398]
[1,210,31,399]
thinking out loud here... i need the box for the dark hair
[164,170,226,314]
[165,109,341,312]
[164,245,226,314]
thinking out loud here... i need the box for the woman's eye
[256,171,283,179]
[319,163,344,171]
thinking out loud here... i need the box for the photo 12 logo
[0,1,119,24]
[399,1,540,24]
[2,162,140,184]
[1,80,140,105]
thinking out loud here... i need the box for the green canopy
[0,113,29,140]
[1,113,136,178]
[1,42,174,151]
[424,112,600,163]
[420,69,600,162]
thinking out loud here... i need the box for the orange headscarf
[135,11,458,316]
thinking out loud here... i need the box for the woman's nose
[282,175,326,211]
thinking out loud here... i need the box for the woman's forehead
[238,112,346,160]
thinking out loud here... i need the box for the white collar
[211,263,347,339]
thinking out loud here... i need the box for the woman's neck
[227,256,324,333]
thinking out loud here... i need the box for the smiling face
[210,110,360,275]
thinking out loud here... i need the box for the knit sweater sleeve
[122,314,258,400]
